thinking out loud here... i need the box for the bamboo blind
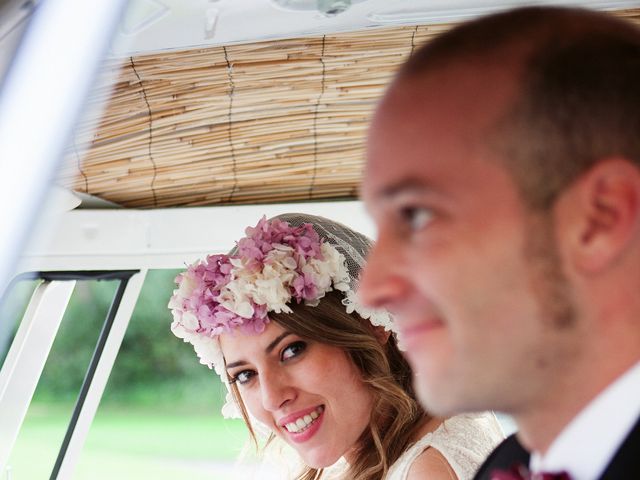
[59,8,640,208]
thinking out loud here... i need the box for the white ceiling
[2,0,639,64]
[110,0,640,56]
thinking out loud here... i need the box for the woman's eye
[230,369,255,385]
[400,206,433,231]
[281,341,306,361]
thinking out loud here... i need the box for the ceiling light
[270,0,367,16]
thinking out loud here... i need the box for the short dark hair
[401,7,640,209]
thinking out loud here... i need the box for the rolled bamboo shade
[59,8,640,208]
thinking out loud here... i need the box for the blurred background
[0,270,252,479]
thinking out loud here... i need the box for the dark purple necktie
[491,464,571,480]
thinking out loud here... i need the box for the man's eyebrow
[376,178,435,200]
[225,331,292,370]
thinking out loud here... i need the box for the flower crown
[169,216,357,361]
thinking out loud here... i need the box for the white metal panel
[0,280,76,472]
[19,201,376,271]
[111,0,640,56]
[0,0,128,295]
[54,270,147,480]
[0,0,33,78]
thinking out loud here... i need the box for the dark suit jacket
[474,416,640,480]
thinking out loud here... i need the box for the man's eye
[281,341,306,361]
[400,206,433,231]
[230,370,255,385]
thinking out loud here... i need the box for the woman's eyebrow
[225,331,292,370]
[266,331,292,355]
[225,359,247,369]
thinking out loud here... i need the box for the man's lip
[278,405,324,426]
[398,318,444,340]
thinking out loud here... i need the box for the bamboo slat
[59,10,640,208]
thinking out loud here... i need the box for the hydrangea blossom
[169,216,350,368]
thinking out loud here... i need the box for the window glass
[74,270,254,480]
[0,278,40,370]
[5,278,118,479]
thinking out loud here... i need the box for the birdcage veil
[267,213,393,331]
[271,213,370,293]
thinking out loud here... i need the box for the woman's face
[219,320,374,468]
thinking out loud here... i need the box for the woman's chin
[297,450,341,469]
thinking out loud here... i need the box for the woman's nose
[260,369,295,412]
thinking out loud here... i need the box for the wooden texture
[59,9,640,208]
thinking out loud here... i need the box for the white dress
[385,412,505,480]
[261,412,504,480]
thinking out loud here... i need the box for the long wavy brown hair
[228,290,429,480]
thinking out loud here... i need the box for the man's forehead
[364,88,440,203]
[364,72,520,208]
[382,58,521,113]
[367,64,520,156]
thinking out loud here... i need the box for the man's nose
[359,229,410,312]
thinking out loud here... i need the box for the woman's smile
[279,405,325,443]
[220,321,374,468]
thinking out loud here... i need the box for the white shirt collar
[530,361,640,480]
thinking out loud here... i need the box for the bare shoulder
[406,446,457,480]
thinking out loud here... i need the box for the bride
[169,213,504,479]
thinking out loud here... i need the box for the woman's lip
[278,405,324,427]
[283,407,324,444]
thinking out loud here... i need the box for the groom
[359,6,640,479]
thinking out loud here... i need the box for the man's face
[360,64,577,417]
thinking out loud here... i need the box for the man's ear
[564,158,640,273]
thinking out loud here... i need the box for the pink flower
[169,216,351,365]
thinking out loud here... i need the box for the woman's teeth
[284,406,323,433]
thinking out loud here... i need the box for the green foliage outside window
[19,270,225,411]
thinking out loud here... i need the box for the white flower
[254,274,292,312]
[225,248,300,313]
[220,272,256,318]
[170,320,189,339]
[252,254,296,311]
[167,293,182,310]
[220,288,254,318]
[171,314,199,338]
[177,272,198,297]
[221,391,242,419]
[191,335,224,369]
[344,290,395,332]
[321,243,350,290]
[181,311,200,331]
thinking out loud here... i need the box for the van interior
[1,1,638,478]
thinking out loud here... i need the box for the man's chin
[413,377,469,416]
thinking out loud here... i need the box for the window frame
[0,270,145,479]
